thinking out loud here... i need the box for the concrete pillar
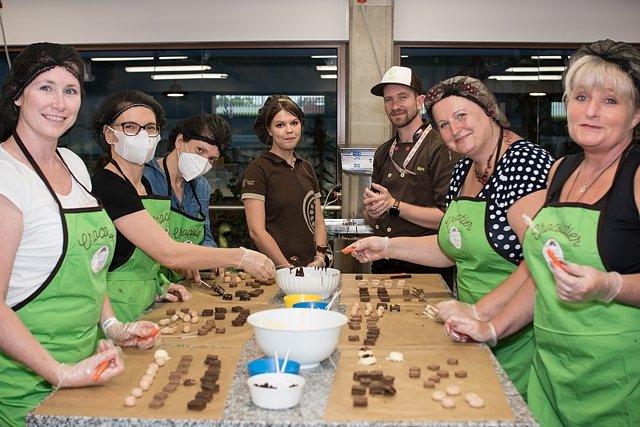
[343,0,394,219]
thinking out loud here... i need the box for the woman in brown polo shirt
[241,95,328,268]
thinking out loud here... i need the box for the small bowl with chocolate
[247,357,301,376]
[247,372,306,410]
[276,267,341,299]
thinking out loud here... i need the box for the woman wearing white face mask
[144,114,232,283]
[92,91,275,323]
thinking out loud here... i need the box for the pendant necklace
[474,129,503,185]
[568,154,621,202]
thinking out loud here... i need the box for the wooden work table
[26,274,538,427]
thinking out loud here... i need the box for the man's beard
[390,108,419,129]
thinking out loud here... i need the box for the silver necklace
[569,154,621,200]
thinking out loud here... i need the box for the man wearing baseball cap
[363,66,461,287]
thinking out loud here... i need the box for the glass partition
[0,45,342,248]
[401,46,580,158]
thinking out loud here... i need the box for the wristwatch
[316,245,328,254]
[389,199,400,217]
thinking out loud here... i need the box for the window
[401,46,581,159]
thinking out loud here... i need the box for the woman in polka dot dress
[345,76,554,399]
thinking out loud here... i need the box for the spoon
[281,346,292,374]
[325,290,342,310]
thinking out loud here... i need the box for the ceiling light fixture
[505,66,566,73]
[126,65,211,73]
[162,82,188,97]
[529,92,547,97]
[91,56,154,62]
[311,55,337,59]
[315,65,337,71]
[150,73,228,80]
[530,55,562,60]
[159,56,188,60]
[320,74,337,79]
[488,75,562,81]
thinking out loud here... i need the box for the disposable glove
[550,261,623,303]
[436,300,479,322]
[160,283,192,302]
[307,255,326,268]
[344,236,390,263]
[56,345,124,388]
[103,318,161,349]
[238,247,276,280]
[444,317,497,347]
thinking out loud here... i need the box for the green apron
[0,133,116,427]
[106,161,170,323]
[524,204,640,426]
[438,197,535,398]
[159,156,205,284]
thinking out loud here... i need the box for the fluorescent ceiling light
[401,55,409,58]
[159,56,188,60]
[505,66,566,73]
[315,65,337,71]
[150,73,228,80]
[488,75,562,81]
[311,55,337,59]
[530,55,562,60]
[529,92,547,96]
[126,65,211,73]
[91,56,154,62]
[320,74,337,79]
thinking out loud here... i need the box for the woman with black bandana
[91,91,274,323]
[345,76,554,398]
[0,43,159,427]
[443,40,640,426]
[143,114,232,283]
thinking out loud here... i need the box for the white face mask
[177,143,213,181]
[109,127,161,165]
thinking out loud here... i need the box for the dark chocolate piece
[353,395,368,407]
[351,384,367,395]
[455,370,468,378]
[187,398,207,411]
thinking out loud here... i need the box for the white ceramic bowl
[247,372,305,410]
[276,267,341,299]
[247,308,348,369]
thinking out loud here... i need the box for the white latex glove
[56,345,124,388]
[445,317,497,347]
[344,236,390,263]
[550,261,623,303]
[238,247,276,281]
[158,283,192,302]
[436,300,479,322]
[307,255,326,268]
[103,318,161,349]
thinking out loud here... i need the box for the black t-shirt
[92,168,152,270]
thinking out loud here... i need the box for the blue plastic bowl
[247,357,301,376]
[293,301,329,309]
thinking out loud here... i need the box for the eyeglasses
[112,122,161,137]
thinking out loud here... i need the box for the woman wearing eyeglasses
[143,114,231,284]
[91,91,275,322]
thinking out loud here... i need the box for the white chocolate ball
[124,395,137,407]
